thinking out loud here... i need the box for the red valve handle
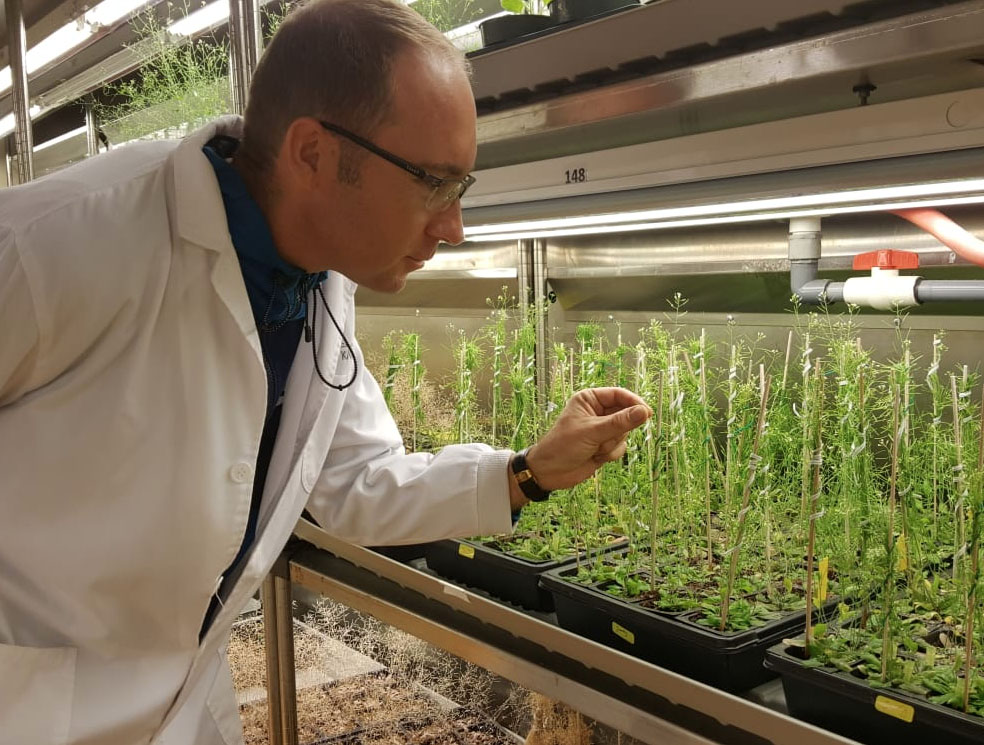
[852,249,920,271]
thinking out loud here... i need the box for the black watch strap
[511,448,551,502]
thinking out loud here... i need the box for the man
[0,1,651,743]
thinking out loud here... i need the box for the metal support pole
[260,575,284,745]
[516,239,533,307]
[2,139,10,188]
[228,0,262,113]
[243,0,262,72]
[5,0,34,183]
[85,104,100,157]
[532,238,549,403]
[262,556,298,745]
[273,559,298,745]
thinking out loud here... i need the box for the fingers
[593,437,629,465]
[582,387,650,414]
[595,404,651,442]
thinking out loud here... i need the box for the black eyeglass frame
[319,120,476,208]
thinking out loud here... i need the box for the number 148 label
[565,167,587,184]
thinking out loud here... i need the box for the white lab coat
[0,117,513,745]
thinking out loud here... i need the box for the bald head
[238,0,469,190]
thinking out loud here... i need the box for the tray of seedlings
[767,331,984,744]
[425,312,635,611]
[542,313,867,690]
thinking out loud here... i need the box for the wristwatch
[511,448,551,502]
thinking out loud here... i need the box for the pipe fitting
[789,217,824,303]
[842,270,919,310]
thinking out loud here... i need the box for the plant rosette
[424,533,627,611]
[541,548,841,690]
[767,618,984,745]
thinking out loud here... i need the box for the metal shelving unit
[259,519,862,745]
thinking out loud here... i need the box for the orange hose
[891,208,984,268]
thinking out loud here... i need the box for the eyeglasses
[319,121,476,210]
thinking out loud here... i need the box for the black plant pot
[548,0,640,24]
[366,543,433,563]
[479,14,555,47]
[425,537,624,611]
[765,643,984,745]
[541,558,839,692]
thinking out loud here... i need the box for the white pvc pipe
[891,208,984,268]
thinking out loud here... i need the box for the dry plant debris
[523,694,592,745]
[232,600,530,744]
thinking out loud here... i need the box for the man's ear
[279,117,336,188]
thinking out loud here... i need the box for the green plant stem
[719,374,771,631]
[649,372,665,591]
[799,336,814,522]
[953,374,966,582]
[968,381,984,711]
[966,533,979,712]
[781,329,793,392]
[898,353,915,585]
[930,335,943,542]
[804,439,821,653]
[725,344,737,513]
[702,350,714,568]
[882,382,901,683]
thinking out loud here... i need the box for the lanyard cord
[306,282,358,391]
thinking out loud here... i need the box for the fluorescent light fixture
[168,0,230,37]
[465,268,516,278]
[34,125,88,152]
[0,105,43,139]
[0,0,149,96]
[463,179,984,242]
[465,194,984,242]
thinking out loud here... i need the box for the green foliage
[412,0,478,31]
[500,0,552,14]
[93,9,229,142]
[366,294,984,700]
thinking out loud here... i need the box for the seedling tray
[425,538,624,611]
[764,642,984,745]
[541,561,836,691]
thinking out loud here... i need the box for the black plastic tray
[366,543,433,563]
[425,538,622,611]
[765,643,984,745]
[541,561,836,691]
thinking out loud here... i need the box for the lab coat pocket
[0,642,76,745]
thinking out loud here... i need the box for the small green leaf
[500,0,525,12]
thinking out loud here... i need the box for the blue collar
[203,145,324,328]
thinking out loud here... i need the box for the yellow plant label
[458,544,475,559]
[896,533,908,571]
[818,557,829,603]
[875,696,914,723]
[611,621,635,645]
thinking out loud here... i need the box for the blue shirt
[200,142,322,635]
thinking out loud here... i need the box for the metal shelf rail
[259,518,860,745]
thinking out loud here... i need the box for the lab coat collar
[168,115,245,253]
[169,116,266,361]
